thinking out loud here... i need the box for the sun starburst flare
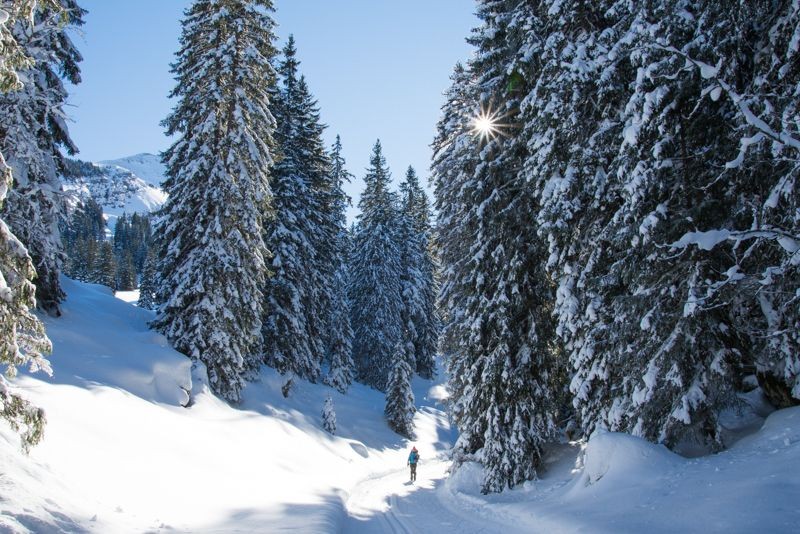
[471,105,513,142]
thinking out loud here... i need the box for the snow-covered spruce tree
[517,0,640,443]
[433,1,559,493]
[154,0,277,403]
[726,0,800,406]
[384,342,415,439]
[432,62,480,417]
[533,0,800,447]
[322,394,336,435]
[350,140,405,391]
[137,249,157,310]
[0,0,84,315]
[262,37,332,391]
[554,1,761,448]
[396,172,424,378]
[654,0,800,409]
[398,166,438,379]
[323,135,355,393]
[0,0,60,452]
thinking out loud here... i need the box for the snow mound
[580,429,681,486]
[42,277,192,407]
[444,460,485,497]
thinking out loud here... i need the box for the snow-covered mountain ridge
[61,153,167,223]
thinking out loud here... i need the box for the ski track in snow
[342,404,520,534]
[343,457,499,534]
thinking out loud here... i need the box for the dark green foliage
[350,141,405,391]
[93,241,117,289]
[62,198,105,283]
[137,249,158,310]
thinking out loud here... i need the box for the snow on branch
[652,44,800,154]
[671,227,800,262]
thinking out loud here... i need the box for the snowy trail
[343,456,509,534]
[341,398,525,534]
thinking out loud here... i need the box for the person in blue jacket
[407,446,419,482]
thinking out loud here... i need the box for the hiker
[407,446,419,482]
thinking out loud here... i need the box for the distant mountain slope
[61,153,167,228]
[99,153,166,189]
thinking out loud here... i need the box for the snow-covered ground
[1,277,798,532]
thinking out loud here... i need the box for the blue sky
[67,1,478,218]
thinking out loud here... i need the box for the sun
[471,106,508,141]
[474,115,495,134]
[472,112,498,139]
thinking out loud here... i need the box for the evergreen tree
[62,197,105,282]
[93,241,116,289]
[322,394,336,435]
[433,2,560,493]
[111,212,153,289]
[262,37,331,389]
[432,64,480,415]
[576,0,744,447]
[153,0,278,403]
[116,251,136,291]
[384,342,416,438]
[533,0,799,447]
[398,166,438,379]
[323,135,355,393]
[128,213,153,272]
[137,249,158,310]
[0,0,84,315]
[350,140,405,391]
[0,0,59,452]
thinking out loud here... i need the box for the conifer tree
[322,395,336,435]
[433,2,559,493]
[384,342,416,438]
[262,37,331,389]
[137,249,158,310]
[398,166,438,379]
[116,251,135,291]
[0,0,59,452]
[93,241,116,289]
[323,135,355,393]
[0,0,84,315]
[350,141,405,391]
[154,0,278,403]
[62,197,104,282]
[433,64,480,409]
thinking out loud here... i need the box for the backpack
[409,451,419,464]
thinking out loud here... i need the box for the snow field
[1,277,454,532]
[1,277,799,532]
